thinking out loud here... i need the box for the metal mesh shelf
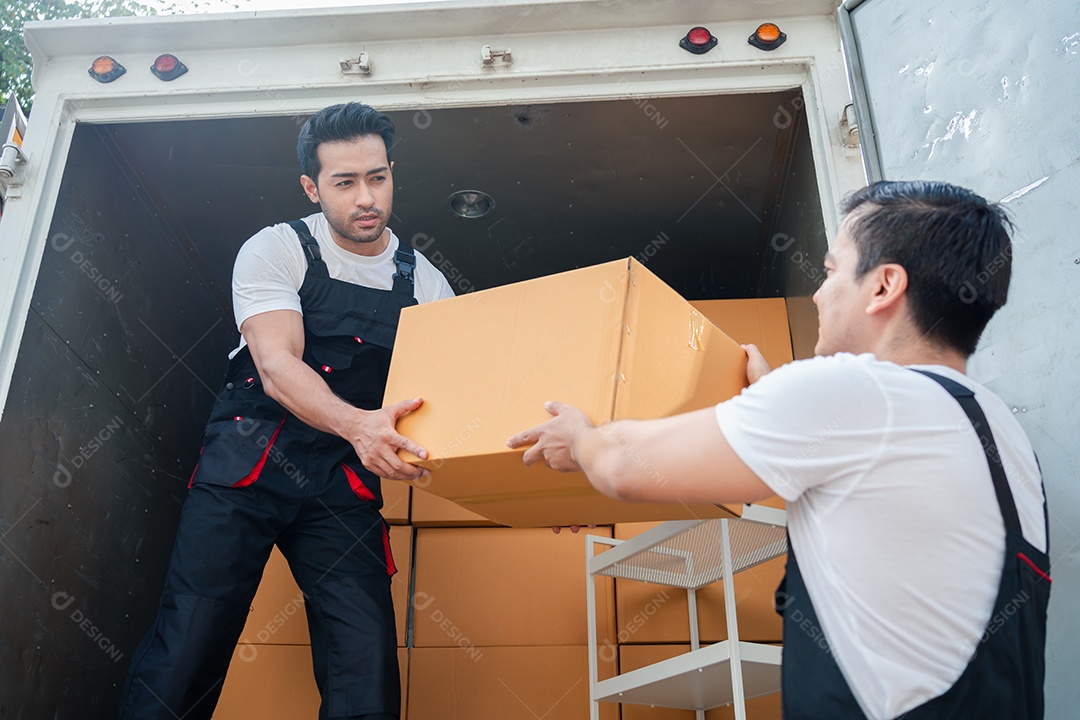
[589,514,787,590]
[586,505,788,720]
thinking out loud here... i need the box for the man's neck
[870,329,968,373]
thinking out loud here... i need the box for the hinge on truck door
[339,52,372,76]
[840,103,860,149]
[0,141,29,191]
[481,45,512,66]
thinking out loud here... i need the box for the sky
[156,0,451,12]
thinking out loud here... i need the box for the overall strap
[912,370,1022,535]
[288,219,329,277]
[392,241,416,297]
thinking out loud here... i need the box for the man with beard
[118,102,453,720]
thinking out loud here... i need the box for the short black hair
[842,180,1013,357]
[297,102,395,182]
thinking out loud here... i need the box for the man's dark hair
[842,180,1013,357]
[297,102,395,182]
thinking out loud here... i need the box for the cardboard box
[384,257,751,527]
[240,528,414,647]
[690,298,793,369]
[389,526,415,647]
[238,546,309,646]
[408,646,618,720]
[215,645,409,719]
[612,523,785,644]
[617,645,782,720]
[411,486,502,527]
[383,478,411,524]
[412,527,616,648]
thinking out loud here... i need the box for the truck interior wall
[753,94,825,360]
[0,123,240,717]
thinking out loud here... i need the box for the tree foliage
[1,0,243,113]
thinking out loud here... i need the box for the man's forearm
[258,351,359,438]
[573,421,641,500]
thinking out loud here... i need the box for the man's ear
[865,263,908,316]
[300,175,320,204]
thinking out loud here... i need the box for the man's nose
[353,182,375,207]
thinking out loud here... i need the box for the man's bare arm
[242,309,427,480]
[508,403,773,505]
[506,343,775,505]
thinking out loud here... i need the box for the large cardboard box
[383,478,411,524]
[408,646,618,720]
[240,527,414,647]
[411,486,502,527]
[612,522,785,644]
[384,258,756,527]
[617,645,782,720]
[214,645,409,719]
[412,527,617,648]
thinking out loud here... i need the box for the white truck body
[0,0,1074,716]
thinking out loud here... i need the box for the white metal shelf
[593,641,783,710]
[586,504,787,720]
[589,508,788,590]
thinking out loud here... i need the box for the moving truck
[0,0,1075,717]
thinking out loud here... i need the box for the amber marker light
[89,56,126,83]
[748,23,787,51]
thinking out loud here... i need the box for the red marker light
[88,56,126,83]
[151,53,188,81]
[748,23,787,51]
[680,26,717,54]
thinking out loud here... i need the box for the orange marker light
[748,23,787,51]
[89,55,126,83]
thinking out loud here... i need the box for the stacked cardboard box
[409,526,619,720]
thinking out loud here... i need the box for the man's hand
[742,343,773,385]
[507,401,594,472]
[344,397,430,481]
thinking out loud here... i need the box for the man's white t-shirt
[713,353,1045,720]
[230,213,454,355]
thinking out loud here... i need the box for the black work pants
[116,453,399,720]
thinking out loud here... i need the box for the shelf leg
[688,587,700,653]
[586,535,600,720]
[721,519,747,720]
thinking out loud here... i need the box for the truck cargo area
[1,91,825,715]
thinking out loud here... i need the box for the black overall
[118,221,418,720]
[776,371,1051,719]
